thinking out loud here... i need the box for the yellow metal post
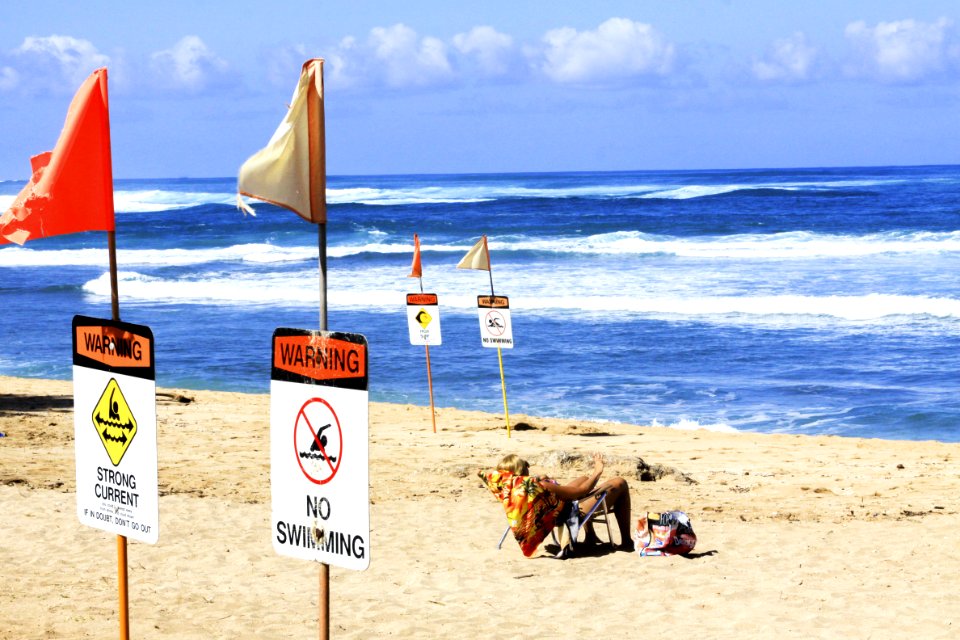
[496,347,510,437]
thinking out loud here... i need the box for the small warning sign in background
[477,295,514,349]
[270,329,370,570]
[406,292,441,346]
[73,315,159,544]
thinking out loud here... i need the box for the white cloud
[368,24,453,88]
[753,32,818,82]
[265,44,311,88]
[537,17,674,84]
[150,36,230,92]
[844,17,958,82]
[452,26,515,77]
[320,37,361,90]
[12,35,110,92]
[0,66,18,91]
[299,19,674,91]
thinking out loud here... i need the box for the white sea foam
[0,243,316,267]
[2,189,232,214]
[81,271,406,308]
[2,230,956,266]
[4,176,909,214]
[516,293,960,321]
[511,230,960,258]
[321,178,905,204]
[637,179,898,200]
[78,268,960,325]
[639,185,751,199]
[114,190,235,213]
[648,418,739,433]
[0,241,429,267]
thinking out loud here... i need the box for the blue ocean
[2,166,959,442]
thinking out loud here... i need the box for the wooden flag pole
[417,276,438,433]
[308,57,331,640]
[483,236,510,436]
[107,229,130,640]
[108,231,120,322]
[318,224,328,332]
[319,564,329,640]
[318,224,330,640]
[484,235,495,298]
[117,535,129,640]
[425,345,437,433]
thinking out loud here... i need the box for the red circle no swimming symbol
[293,397,343,485]
[484,310,506,336]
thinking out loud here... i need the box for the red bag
[634,511,697,556]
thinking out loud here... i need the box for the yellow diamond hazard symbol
[415,308,432,329]
[92,378,137,466]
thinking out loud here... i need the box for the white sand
[2,375,958,638]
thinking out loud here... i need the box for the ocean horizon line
[4,161,960,185]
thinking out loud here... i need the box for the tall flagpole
[107,229,129,640]
[419,276,437,433]
[483,236,510,437]
[100,66,129,640]
[305,59,330,640]
[318,224,327,331]
[484,235,495,296]
[498,346,510,438]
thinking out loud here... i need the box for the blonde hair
[497,454,529,476]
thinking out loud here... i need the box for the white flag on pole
[456,236,490,271]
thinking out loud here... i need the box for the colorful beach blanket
[479,470,566,557]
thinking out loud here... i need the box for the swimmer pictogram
[92,378,138,465]
[294,397,343,485]
[485,311,506,335]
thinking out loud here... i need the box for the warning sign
[271,329,370,570]
[73,316,158,544]
[477,295,514,349]
[406,292,441,346]
[92,378,138,465]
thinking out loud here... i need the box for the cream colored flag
[237,59,326,223]
[456,235,490,271]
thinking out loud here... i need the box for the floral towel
[480,470,566,557]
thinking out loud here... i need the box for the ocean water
[1,166,959,442]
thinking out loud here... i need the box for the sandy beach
[1,373,958,639]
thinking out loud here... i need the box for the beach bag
[634,511,697,556]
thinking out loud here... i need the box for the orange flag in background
[408,233,422,278]
[237,59,326,223]
[0,68,115,245]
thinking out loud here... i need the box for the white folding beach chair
[497,489,614,558]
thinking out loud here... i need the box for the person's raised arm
[539,453,604,500]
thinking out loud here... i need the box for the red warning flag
[0,68,115,245]
[408,233,422,278]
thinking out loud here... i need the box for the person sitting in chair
[480,452,633,557]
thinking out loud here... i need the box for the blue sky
[2,1,959,179]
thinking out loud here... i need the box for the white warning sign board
[406,292,442,346]
[477,295,513,349]
[72,316,159,544]
[270,329,370,570]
